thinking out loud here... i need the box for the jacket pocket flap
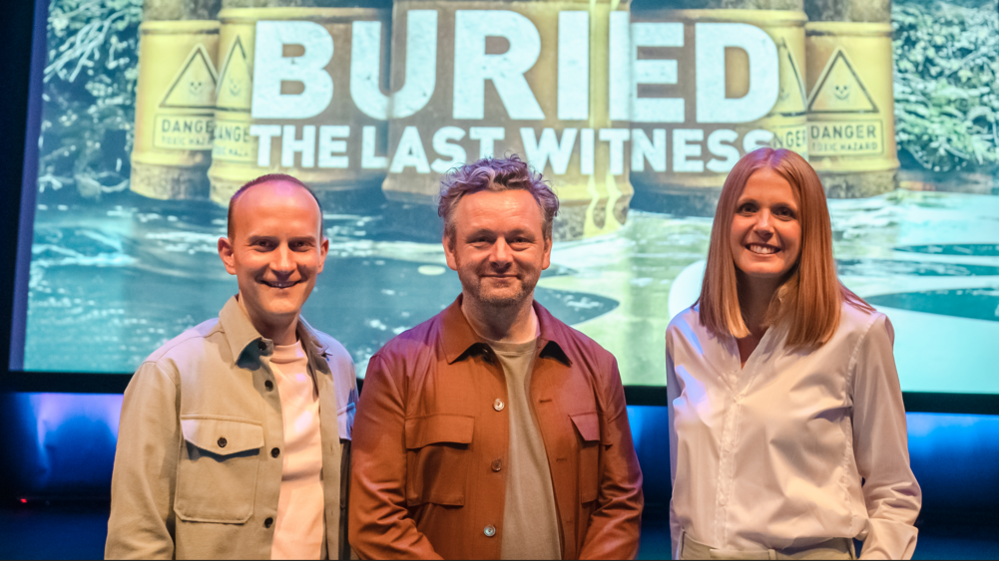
[405,414,474,449]
[570,411,600,443]
[180,417,264,455]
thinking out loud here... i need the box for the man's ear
[218,237,237,275]
[541,234,552,270]
[317,236,330,273]
[443,234,459,272]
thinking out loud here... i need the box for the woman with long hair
[666,148,921,559]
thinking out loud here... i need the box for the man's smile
[261,279,300,289]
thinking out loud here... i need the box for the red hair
[698,148,873,348]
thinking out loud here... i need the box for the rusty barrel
[629,0,808,215]
[381,0,634,241]
[804,0,897,198]
[130,1,220,200]
[208,0,390,208]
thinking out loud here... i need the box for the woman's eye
[738,203,756,213]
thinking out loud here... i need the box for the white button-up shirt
[666,303,921,560]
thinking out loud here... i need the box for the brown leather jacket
[349,297,643,559]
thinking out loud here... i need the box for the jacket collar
[219,295,329,370]
[440,294,572,366]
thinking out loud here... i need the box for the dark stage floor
[1,501,997,559]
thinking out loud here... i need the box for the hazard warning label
[159,44,217,110]
[771,39,807,118]
[212,35,255,162]
[154,115,214,149]
[808,120,883,156]
[806,48,883,156]
[212,119,255,162]
[216,36,251,113]
[771,124,809,153]
[807,48,878,114]
[154,44,217,150]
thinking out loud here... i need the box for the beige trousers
[678,533,855,560]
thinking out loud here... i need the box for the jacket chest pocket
[175,417,263,523]
[404,414,474,507]
[570,412,601,504]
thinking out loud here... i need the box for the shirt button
[264,380,274,391]
[217,437,227,448]
[264,517,274,528]
[271,448,280,458]
[483,524,496,537]
[493,399,505,412]
[491,459,503,472]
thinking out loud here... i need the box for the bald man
[106,175,357,560]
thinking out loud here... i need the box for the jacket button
[271,447,280,458]
[491,459,502,472]
[483,524,496,537]
[264,517,274,528]
[493,399,505,412]
[217,437,227,448]
[264,380,274,391]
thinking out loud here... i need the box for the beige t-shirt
[269,341,324,560]
[489,338,562,560]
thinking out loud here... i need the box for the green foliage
[40,0,142,199]
[893,0,999,173]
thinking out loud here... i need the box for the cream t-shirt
[269,341,324,560]
[489,338,562,560]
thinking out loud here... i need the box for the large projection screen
[7,0,999,409]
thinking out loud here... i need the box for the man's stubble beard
[457,264,540,310]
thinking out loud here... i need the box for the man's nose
[490,238,513,264]
[272,245,295,274]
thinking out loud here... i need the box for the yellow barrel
[130,6,220,200]
[804,0,896,197]
[381,0,633,241]
[208,1,390,207]
[629,3,808,214]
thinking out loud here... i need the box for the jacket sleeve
[851,315,922,560]
[105,362,180,559]
[349,354,442,560]
[578,358,644,560]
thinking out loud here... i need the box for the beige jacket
[106,296,357,560]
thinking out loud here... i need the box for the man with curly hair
[349,156,644,560]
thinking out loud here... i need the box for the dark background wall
[0,0,39,504]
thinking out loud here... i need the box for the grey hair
[437,155,559,242]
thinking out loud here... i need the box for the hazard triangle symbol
[159,43,217,110]
[216,36,252,112]
[807,48,878,114]
[771,39,807,117]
